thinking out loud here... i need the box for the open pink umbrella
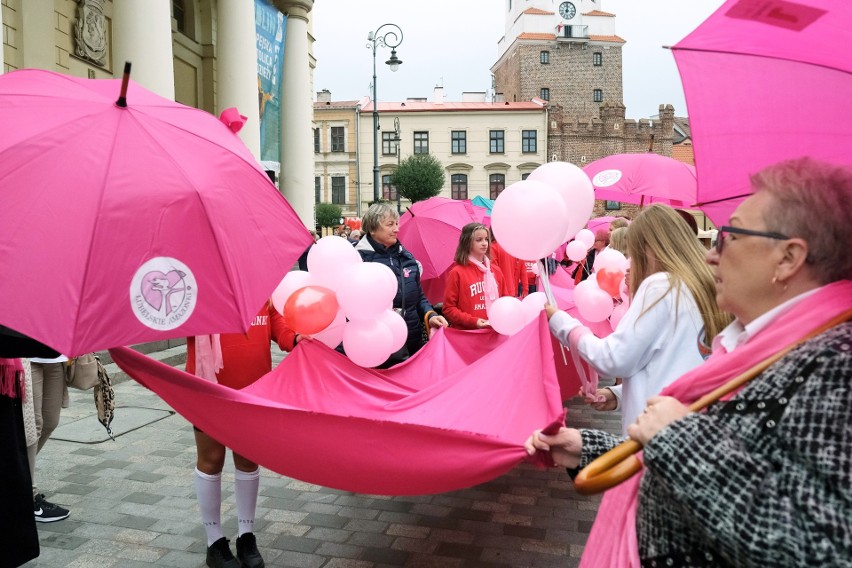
[0,67,312,356]
[398,197,488,304]
[672,0,852,225]
[583,153,696,207]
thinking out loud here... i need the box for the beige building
[312,90,361,219]
[1,0,317,227]
[322,87,547,214]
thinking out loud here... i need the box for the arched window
[451,174,468,200]
[489,174,505,199]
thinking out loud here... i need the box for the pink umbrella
[398,197,488,304]
[583,153,696,207]
[586,215,621,234]
[672,0,852,225]
[0,67,312,356]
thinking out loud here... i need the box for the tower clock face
[559,1,577,19]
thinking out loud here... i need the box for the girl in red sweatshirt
[442,223,507,330]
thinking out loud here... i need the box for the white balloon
[337,262,397,320]
[342,319,394,368]
[312,309,346,348]
[271,271,313,315]
[565,240,589,262]
[376,309,408,352]
[574,229,596,248]
[307,236,362,291]
[486,296,528,336]
[521,292,548,325]
[527,162,595,242]
[491,180,569,261]
[593,248,629,273]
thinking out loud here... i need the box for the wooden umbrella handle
[573,308,852,496]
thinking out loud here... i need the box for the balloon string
[538,261,568,366]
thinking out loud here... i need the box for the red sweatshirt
[442,262,506,330]
[490,241,525,297]
[186,303,296,389]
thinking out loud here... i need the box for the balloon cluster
[574,247,630,324]
[271,236,407,367]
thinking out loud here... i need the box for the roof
[523,7,554,15]
[671,143,695,166]
[589,34,626,43]
[360,100,547,113]
[517,32,557,41]
[673,116,692,142]
[313,100,360,110]
[582,10,616,17]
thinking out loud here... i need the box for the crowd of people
[3,157,850,568]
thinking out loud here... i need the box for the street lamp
[393,116,401,213]
[366,23,403,203]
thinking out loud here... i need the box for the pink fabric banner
[110,315,564,495]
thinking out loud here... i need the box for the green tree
[315,202,342,230]
[390,154,445,204]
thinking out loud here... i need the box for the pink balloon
[574,229,595,248]
[312,309,346,348]
[575,286,614,322]
[610,302,629,331]
[307,236,362,291]
[342,319,394,368]
[521,292,547,326]
[486,296,528,336]
[491,180,569,261]
[337,262,397,320]
[377,309,407,352]
[593,248,629,272]
[565,240,588,262]
[527,162,595,241]
[271,270,314,314]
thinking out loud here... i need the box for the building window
[489,130,505,154]
[382,175,397,201]
[540,88,550,101]
[314,176,321,203]
[522,130,537,153]
[173,0,187,34]
[521,173,530,180]
[313,128,320,153]
[489,174,506,199]
[593,52,603,66]
[330,127,345,152]
[331,176,346,204]
[540,51,550,64]
[605,200,621,210]
[451,174,468,200]
[414,131,429,154]
[451,131,467,154]
[593,89,603,103]
[382,132,398,156]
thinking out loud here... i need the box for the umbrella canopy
[471,195,494,213]
[0,68,312,356]
[586,216,620,234]
[398,197,487,304]
[583,153,697,207]
[672,0,852,225]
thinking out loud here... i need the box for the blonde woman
[609,226,628,256]
[546,204,731,434]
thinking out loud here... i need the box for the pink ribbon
[468,256,500,309]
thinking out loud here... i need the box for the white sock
[234,467,260,536]
[194,468,224,546]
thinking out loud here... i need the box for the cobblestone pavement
[22,347,621,568]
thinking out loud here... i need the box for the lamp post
[367,24,403,203]
[393,116,401,213]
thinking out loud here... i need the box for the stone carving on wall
[74,0,108,67]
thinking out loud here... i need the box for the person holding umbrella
[186,302,298,568]
[527,157,852,567]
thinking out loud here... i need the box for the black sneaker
[33,493,70,523]
[236,533,265,568]
[205,537,239,568]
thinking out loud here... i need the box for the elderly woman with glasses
[527,157,852,567]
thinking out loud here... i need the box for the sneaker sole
[35,513,70,523]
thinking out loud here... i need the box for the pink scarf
[194,334,223,382]
[0,357,24,400]
[579,280,852,567]
[468,255,500,309]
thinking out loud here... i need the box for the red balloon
[283,286,340,335]
[597,268,624,299]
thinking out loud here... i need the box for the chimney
[432,86,445,104]
[316,89,331,103]
[461,91,487,103]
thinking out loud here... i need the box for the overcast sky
[311,0,725,118]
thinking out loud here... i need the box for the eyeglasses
[715,225,790,255]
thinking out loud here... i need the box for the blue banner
[255,0,286,163]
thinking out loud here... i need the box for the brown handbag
[65,353,100,390]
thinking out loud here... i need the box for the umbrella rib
[670,45,851,76]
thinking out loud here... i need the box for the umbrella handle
[573,307,852,495]
[116,62,132,108]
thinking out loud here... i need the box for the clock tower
[491,0,624,118]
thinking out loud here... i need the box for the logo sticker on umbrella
[130,257,197,331]
[592,170,623,188]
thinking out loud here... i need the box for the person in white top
[546,204,732,435]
